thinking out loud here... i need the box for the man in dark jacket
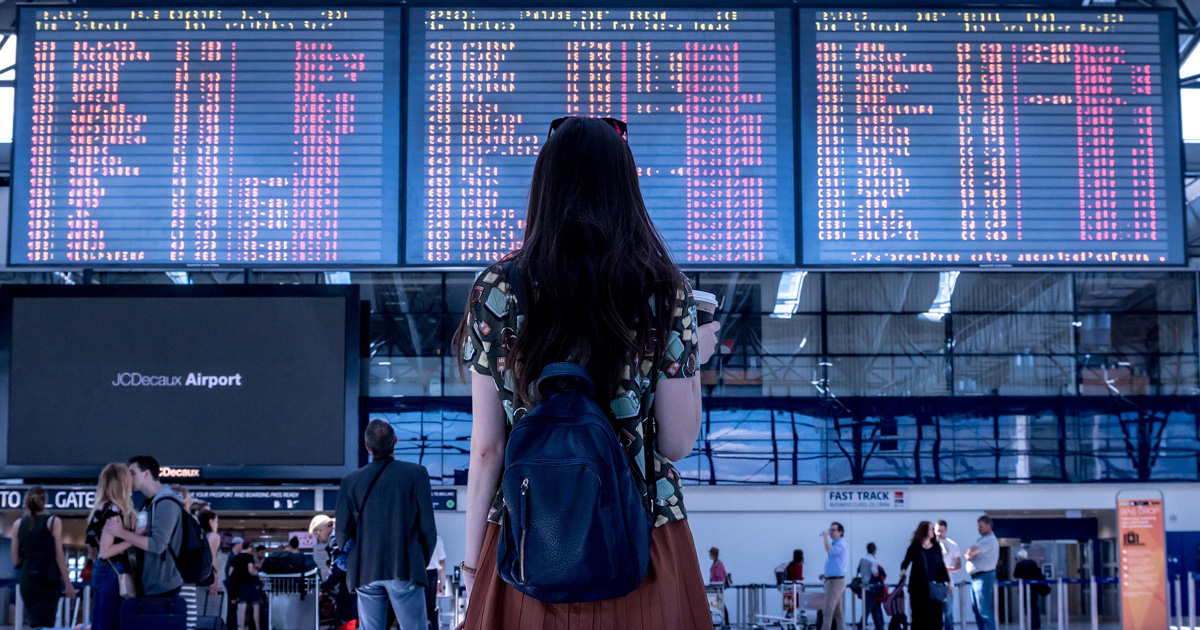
[335,419,437,630]
[1013,548,1048,630]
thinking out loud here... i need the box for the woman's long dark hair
[910,521,935,547]
[454,116,682,404]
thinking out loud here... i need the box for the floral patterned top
[461,262,698,528]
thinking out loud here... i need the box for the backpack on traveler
[493,264,658,604]
[149,496,214,585]
[495,362,655,603]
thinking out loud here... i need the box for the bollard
[1058,578,1066,630]
[961,581,968,630]
[1190,572,1196,630]
[1090,576,1099,630]
[1177,577,1185,630]
[1018,580,1026,630]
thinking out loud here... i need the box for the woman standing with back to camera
[454,116,721,628]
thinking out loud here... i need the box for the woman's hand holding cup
[694,291,721,365]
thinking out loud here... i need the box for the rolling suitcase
[196,591,226,630]
[120,595,187,630]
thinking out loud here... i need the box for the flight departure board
[799,8,1185,266]
[10,7,402,266]
[406,8,796,266]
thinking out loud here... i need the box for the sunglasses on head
[548,116,627,141]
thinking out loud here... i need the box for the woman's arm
[103,519,150,551]
[463,371,507,596]
[51,518,76,599]
[900,545,915,574]
[653,321,719,462]
[99,510,133,559]
[207,533,221,595]
[9,520,20,567]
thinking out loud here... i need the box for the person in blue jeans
[965,515,1000,630]
[85,463,136,630]
[335,420,437,630]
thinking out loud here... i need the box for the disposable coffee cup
[693,290,719,326]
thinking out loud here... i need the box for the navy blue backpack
[496,361,655,603]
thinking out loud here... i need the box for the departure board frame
[796,6,1188,269]
[403,0,803,270]
[7,5,406,269]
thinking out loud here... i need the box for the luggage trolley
[705,583,728,628]
[752,581,817,630]
[260,569,321,630]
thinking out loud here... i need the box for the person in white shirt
[937,520,963,630]
[425,535,447,628]
[964,515,1000,630]
[857,543,883,630]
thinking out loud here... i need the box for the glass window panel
[954,314,1074,354]
[827,314,945,354]
[693,272,768,314]
[367,356,445,397]
[953,356,1075,396]
[761,315,821,356]
[445,273,479,315]
[369,313,446,356]
[1081,313,1199,355]
[825,273,941,312]
[1078,356,1156,396]
[761,356,822,397]
[828,356,949,397]
[354,272,445,313]
[1075,273,1196,312]
[0,86,10,144]
[1157,356,1199,395]
[952,273,1071,313]
[705,354,764,396]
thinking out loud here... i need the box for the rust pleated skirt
[462,520,712,630]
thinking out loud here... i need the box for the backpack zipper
[519,476,529,582]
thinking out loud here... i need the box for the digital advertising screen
[10,7,403,267]
[406,6,796,266]
[0,286,361,480]
[798,8,1185,267]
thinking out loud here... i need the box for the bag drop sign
[825,488,908,510]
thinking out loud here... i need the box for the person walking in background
[857,543,883,630]
[198,510,222,618]
[936,520,963,630]
[85,464,135,630]
[900,521,951,630]
[453,116,720,630]
[1013,548,1048,630]
[309,515,335,580]
[786,549,805,582]
[425,535,447,630]
[708,547,727,585]
[104,456,185,598]
[10,486,75,629]
[964,515,1000,630]
[227,539,261,630]
[335,419,437,630]
[173,486,192,514]
[819,522,849,630]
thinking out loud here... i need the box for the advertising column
[1117,492,1168,630]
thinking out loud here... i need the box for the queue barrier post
[1015,580,1024,630]
[1177,576,1185,630]
[1089,575,1099,630]
[1189,572,1196,630]
[961,580,968,630]
[1057,578,1066,630]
